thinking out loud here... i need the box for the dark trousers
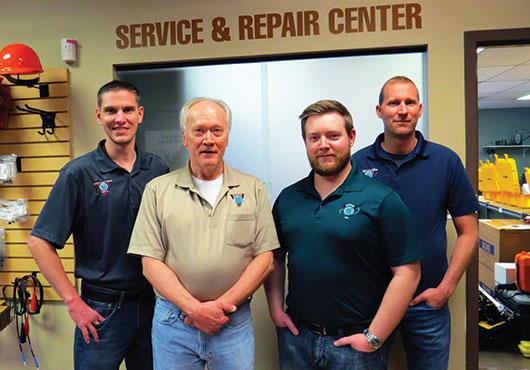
[74,282,155,370]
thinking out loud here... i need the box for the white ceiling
[477,44,530,109]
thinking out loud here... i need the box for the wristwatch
[363,328,383,349]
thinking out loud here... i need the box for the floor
[480,344,530,370]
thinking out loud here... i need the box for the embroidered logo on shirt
[230,193,244,207]
[93,179,113,195]
[361,168,378,178]
[339,203,360,219]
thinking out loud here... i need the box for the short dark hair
[97,80,141,108]
[299,100,354,138]
[378,76,419,105]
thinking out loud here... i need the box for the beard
[309,149,351,176]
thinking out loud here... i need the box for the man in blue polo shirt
[352,76,479,370]
[27,80,169,369]
[265,99,421,369]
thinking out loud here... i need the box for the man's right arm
[130,182,235,334]
[27,236,104,343]
[263,248,299,335]
[141,256,235,334]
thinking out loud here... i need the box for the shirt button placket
[314,203,323,222]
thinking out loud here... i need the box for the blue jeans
[277,324,392,370]
[398,302,451,370]
[74,284,155,370]
[152,297,254,370]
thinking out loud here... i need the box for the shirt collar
[299,159,363,198]
[368,131,430,161]
[175,161,239,189]
[94,139,146,174]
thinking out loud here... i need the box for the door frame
[464,27,530,370]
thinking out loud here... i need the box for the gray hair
[179,97,232,132]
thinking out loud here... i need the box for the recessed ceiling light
[517,94,530,100]
[476,47,485,54]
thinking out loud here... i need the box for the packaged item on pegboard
[0,199,28,224]
[0,228,4,268]
[0,154,17,183]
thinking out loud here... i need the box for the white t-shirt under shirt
[192,174,223,206]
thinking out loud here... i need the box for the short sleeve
[127,182,167,260]
[253,181,280,255]
[378,191,422,267]
[446,155,479,217]
[30,167,79,249]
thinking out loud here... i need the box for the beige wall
[1,0,529,368]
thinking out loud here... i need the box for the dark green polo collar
[298,159,363,200]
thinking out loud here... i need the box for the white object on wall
[61,38,77,63]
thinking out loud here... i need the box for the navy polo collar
[299,159,363,198]
[94,139,147,174]
[368,131,430,161]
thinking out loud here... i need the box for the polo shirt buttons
[315,204,323,218]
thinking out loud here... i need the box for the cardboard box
[478,219,530,271]
[479,262,495,296]
[495,262,516,284]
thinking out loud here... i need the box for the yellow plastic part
[522,166,530,207]
[478,320,506,330]
[478,160,484,190]
[518,340,530,358]
[495,153,520,206]
[518,194,530,208]
[518,163,530,208]
[479,159,501,201]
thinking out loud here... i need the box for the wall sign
[115,3,422,49]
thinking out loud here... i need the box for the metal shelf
[478,196,530,221]
[483,145,530,157]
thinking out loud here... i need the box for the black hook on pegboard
[16,104,56,135]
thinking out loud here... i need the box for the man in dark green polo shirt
[264,99,421,370]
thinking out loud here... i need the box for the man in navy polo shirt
[28,80,169,369]
[265,99,421,369]
[352,76,479,370]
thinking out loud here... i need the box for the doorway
[464,27,530,370]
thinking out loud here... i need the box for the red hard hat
[0,44,43,75]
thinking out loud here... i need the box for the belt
[288,311,369,337]
[81,282,154,304]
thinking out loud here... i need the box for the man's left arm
[217,251,274,307]
[334,190,421,351]
[334,261,421,351]
[411,212,478,307]
[216,181,278,306]
[184,251,273,328]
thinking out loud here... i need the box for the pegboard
[0,68,73,301]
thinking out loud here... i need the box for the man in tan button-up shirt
[128,97,279,370]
